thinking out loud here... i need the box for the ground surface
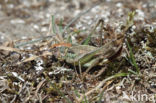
[0,0,156,103]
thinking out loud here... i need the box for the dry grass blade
[78,73,128,102]
[35,80,46,99]
[94,67,107,78]
[17,51,52,65]
[17,55,38,65]
[0,46,21,53]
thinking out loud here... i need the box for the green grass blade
[97,90,104,103]
[67,30,85,43]
[15,36,52,48]
[59,18,63,33]
[74,89,80,98]
[51,15,57,34]
[113,72,129,77]
[82,91,89,103]
[125,11,135,31]
[126,41,140,74]
[82,34,91,45]
[128,69,138,75]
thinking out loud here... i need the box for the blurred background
[0,0,155,43]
